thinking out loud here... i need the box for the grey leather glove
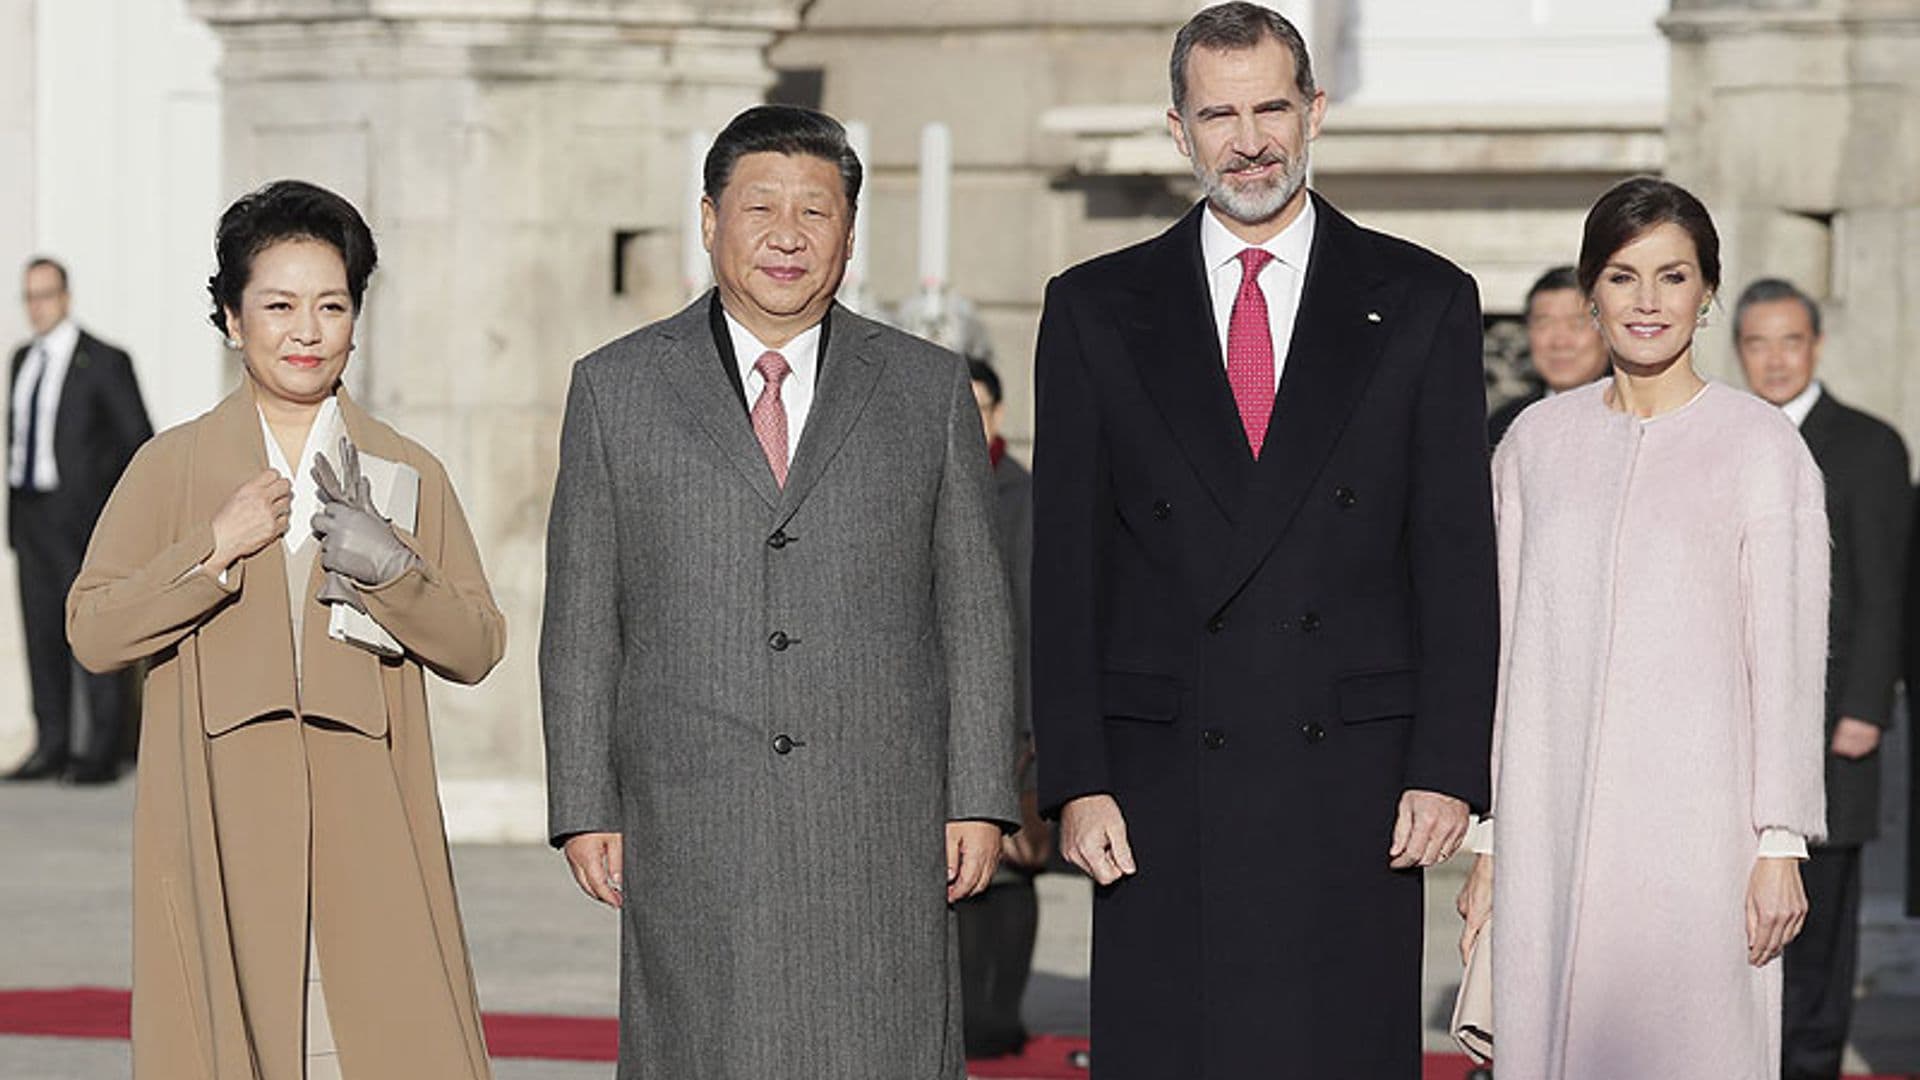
[312,438,417,589]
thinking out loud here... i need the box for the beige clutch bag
[1451,922,1493,1065]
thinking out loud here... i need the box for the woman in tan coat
[68,179,505,1079]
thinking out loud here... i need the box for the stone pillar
[190,0,803,840]
[1664,0,1920,448]
[1665,0,1920,1000]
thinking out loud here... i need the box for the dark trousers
[12,491,129,767]
[957,871,1039,1059]
[1782,845,1863,1080]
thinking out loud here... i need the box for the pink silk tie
[751,350,792,487]
[1226,247,1277,458]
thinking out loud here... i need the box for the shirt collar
[1779,380,1823,428]
[1200,193,1317,277]
[723,308,822,391]
[34,320,79,359]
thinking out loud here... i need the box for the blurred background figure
[958,356,1047,1060]
[4,257,149,783]
[1735,277,1913,1080]
[1486,265,1611,448]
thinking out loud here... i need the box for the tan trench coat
[68,381,506,1079]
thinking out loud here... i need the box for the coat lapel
[1207,196,1401,613]
[658,297,782,511]
[1125,204,1254,520]
[1796,390,1839,463]
[776,304,885,523]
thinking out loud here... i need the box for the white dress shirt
[1200,197,1316,382]
[1779,380,1823,429]
[724,310,822,464]
[9,319,80,491]
[259,396,344,553]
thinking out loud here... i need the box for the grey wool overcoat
[540,295,1019,1080]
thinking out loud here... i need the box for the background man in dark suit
[1485,264,1610,447]
[956,357,1046,1059]
[1030,5,1498,1077]
[541,105,1016,1079]
[5,257,151,783]
[1736,277,1911,1080]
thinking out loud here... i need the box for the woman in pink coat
[1456,177,1828,1078]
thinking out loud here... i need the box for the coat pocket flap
[1101,671,1182,723]
[1336,667,1418,724]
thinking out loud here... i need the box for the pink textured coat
[1488,381,1828,1079]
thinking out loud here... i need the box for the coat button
[767,529,790,549]
[1206,615,1226,634]
[768,631,793,651]
[772,734,795,755]
[1152,499,1173,521]
[1333,486,1357,508]
[1298,611,1321,633]
[1202,729,1226,750]
[1300,721,1326,744]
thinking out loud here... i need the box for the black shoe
[3,749,69,781]
[64,759,122,786]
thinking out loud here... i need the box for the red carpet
[1,988,1914,1078]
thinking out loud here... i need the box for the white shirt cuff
[1757,828,1808,859]
[1465,814,1495,856]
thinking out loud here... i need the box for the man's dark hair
[206,179,378,335]
[1576,176,1721,298]
[1524,265,1579,317]
[23,256,68,292]
[1171,2,1317,116]
[1734,277,1822,340]
[703,105,863,215]
[968,360,1003,406]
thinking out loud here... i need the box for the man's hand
[947,821,1003,902]
[1389,789,1468,869]
[1455,853,1493,964]
[1060,793,1137,886]
[562,832,624,909]
[1831,717,1882,759]
[1746,856,1808,967]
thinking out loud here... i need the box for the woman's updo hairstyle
[207,179,378,335]
[1576,176,1721,298]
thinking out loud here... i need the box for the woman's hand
[1456,852,1493,964]
[208,470,292,574]
[1746,857,1808,967]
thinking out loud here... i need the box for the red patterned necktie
[1226,247,1276,458]
[751,350,793,487]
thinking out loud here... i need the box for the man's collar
[721,306,823,386]
[1779,379,1824,428]
[34,319,79,355]
[1200,192,1316,275]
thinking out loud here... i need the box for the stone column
[1664,0,1920,447]
[1665,0,1920,1001]
[190,0,803,840]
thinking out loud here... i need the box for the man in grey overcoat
[540,104,1019,1080]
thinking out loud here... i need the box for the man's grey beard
[1197,147,1310,226]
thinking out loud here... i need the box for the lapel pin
[1366,311,1382,323]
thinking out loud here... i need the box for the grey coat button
[767,530,791,549]
[772,734,795,754]
[768,631,793,651]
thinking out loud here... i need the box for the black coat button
[1207,615,1226,634]
[1152,499,1173,521]
[1300,721,1326,744]
[1333,486,1357,508]
[1299,612,1321,633]
[1202,729,1226,750]
[768,631,793,651]
[772,734,795,754]
[767,530,790,549]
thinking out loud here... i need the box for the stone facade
[191,0,806,838]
